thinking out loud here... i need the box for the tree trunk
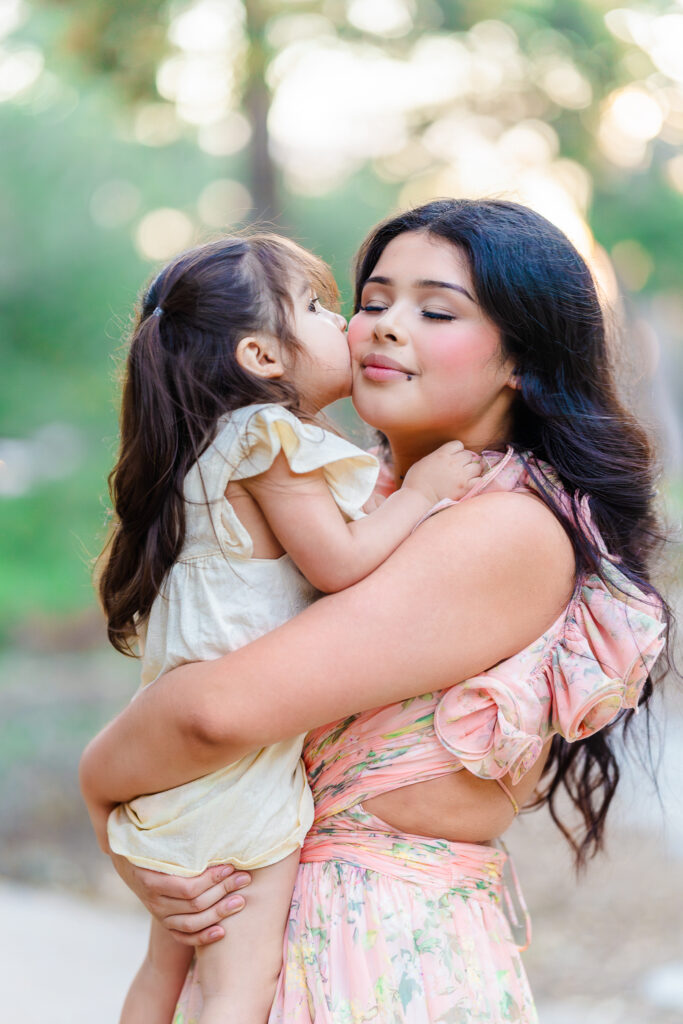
[243,0,279,221]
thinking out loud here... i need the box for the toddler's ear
[235,335,285,379]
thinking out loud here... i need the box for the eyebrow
[364,275,475,303]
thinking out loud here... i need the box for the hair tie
[152,306,163,317]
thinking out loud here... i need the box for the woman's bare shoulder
[433,487,572,563]
[387,488,576,638]
[458,488,574,568]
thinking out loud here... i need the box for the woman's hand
[111,855,252,946]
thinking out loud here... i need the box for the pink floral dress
[174,450,665,1024]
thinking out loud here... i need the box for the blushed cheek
[346,315,365,359]
[427,328,499,374]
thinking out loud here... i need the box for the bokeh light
[197,110,251,155]
[158,0,246,126]
[134,208,195,260]
[0,0,26,41]
[597,84,668,168]
[647,13,683,83]
[197,178,252,226]
[133,102,182,146]
[347,0,414,38]
[0,44,43,102]
[666,153,683,193]
[537,58,592,109]
[90,180,142,229]
[611,238,654,292]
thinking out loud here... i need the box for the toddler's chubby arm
[243,441,482,592]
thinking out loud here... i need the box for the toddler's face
[289,277,352,411]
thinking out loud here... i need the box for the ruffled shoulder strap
[433,450,666,784]
[409,447,556,531]
[183,404,378,558]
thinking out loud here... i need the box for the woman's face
[348,231,517,457]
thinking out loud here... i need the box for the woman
[81,199,669,1022]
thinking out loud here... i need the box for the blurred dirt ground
[2,645,682,1023]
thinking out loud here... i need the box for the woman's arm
[80,491,574,811]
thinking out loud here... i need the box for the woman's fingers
[173,873,251,914]
[153,872,251,916]
[111,854,252,921]
[140,862,236,899]
[163,892,247,941]
[139,863,248,901]
[168,924,226,947]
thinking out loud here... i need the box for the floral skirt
[174,805,537,1023]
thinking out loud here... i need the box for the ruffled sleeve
[183,403,378,558]
[434,560,666,785]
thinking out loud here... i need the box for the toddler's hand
[402,441,483,506]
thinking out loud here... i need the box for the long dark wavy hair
[99,234,337,656]
[354,198,672,867]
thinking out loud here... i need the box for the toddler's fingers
[448,447,478,461]
[434,440,464,456]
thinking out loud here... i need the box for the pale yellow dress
[107,403,378,875]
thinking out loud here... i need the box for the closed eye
[359,303,387,313]
[423,311,455,321]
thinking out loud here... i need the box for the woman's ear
[235,335,286,379]
[508,371,522,391]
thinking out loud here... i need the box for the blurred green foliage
[0,67,397,640]
[1,0,681,644]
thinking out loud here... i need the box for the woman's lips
[360,353,415,382]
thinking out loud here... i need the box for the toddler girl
[99,234,483,1024]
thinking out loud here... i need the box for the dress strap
[494,839,533,951]
[495,777,520,816]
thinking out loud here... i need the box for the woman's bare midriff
[362,740,552,844]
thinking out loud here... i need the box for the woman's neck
[388,427,511,485]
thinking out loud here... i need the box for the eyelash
[308,296,320,312]
[360,304,455,322]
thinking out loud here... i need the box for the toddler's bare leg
[120,917,193,1024]
[196,850,299,1024]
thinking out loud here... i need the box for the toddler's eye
[307,296,320,313]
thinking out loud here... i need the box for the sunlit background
[1,1,682,1021]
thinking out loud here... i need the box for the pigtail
[98,234,338,655]
[100,310,191,654]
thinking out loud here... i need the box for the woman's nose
[374,312,406,345]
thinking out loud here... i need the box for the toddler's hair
[99,233,338,654]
